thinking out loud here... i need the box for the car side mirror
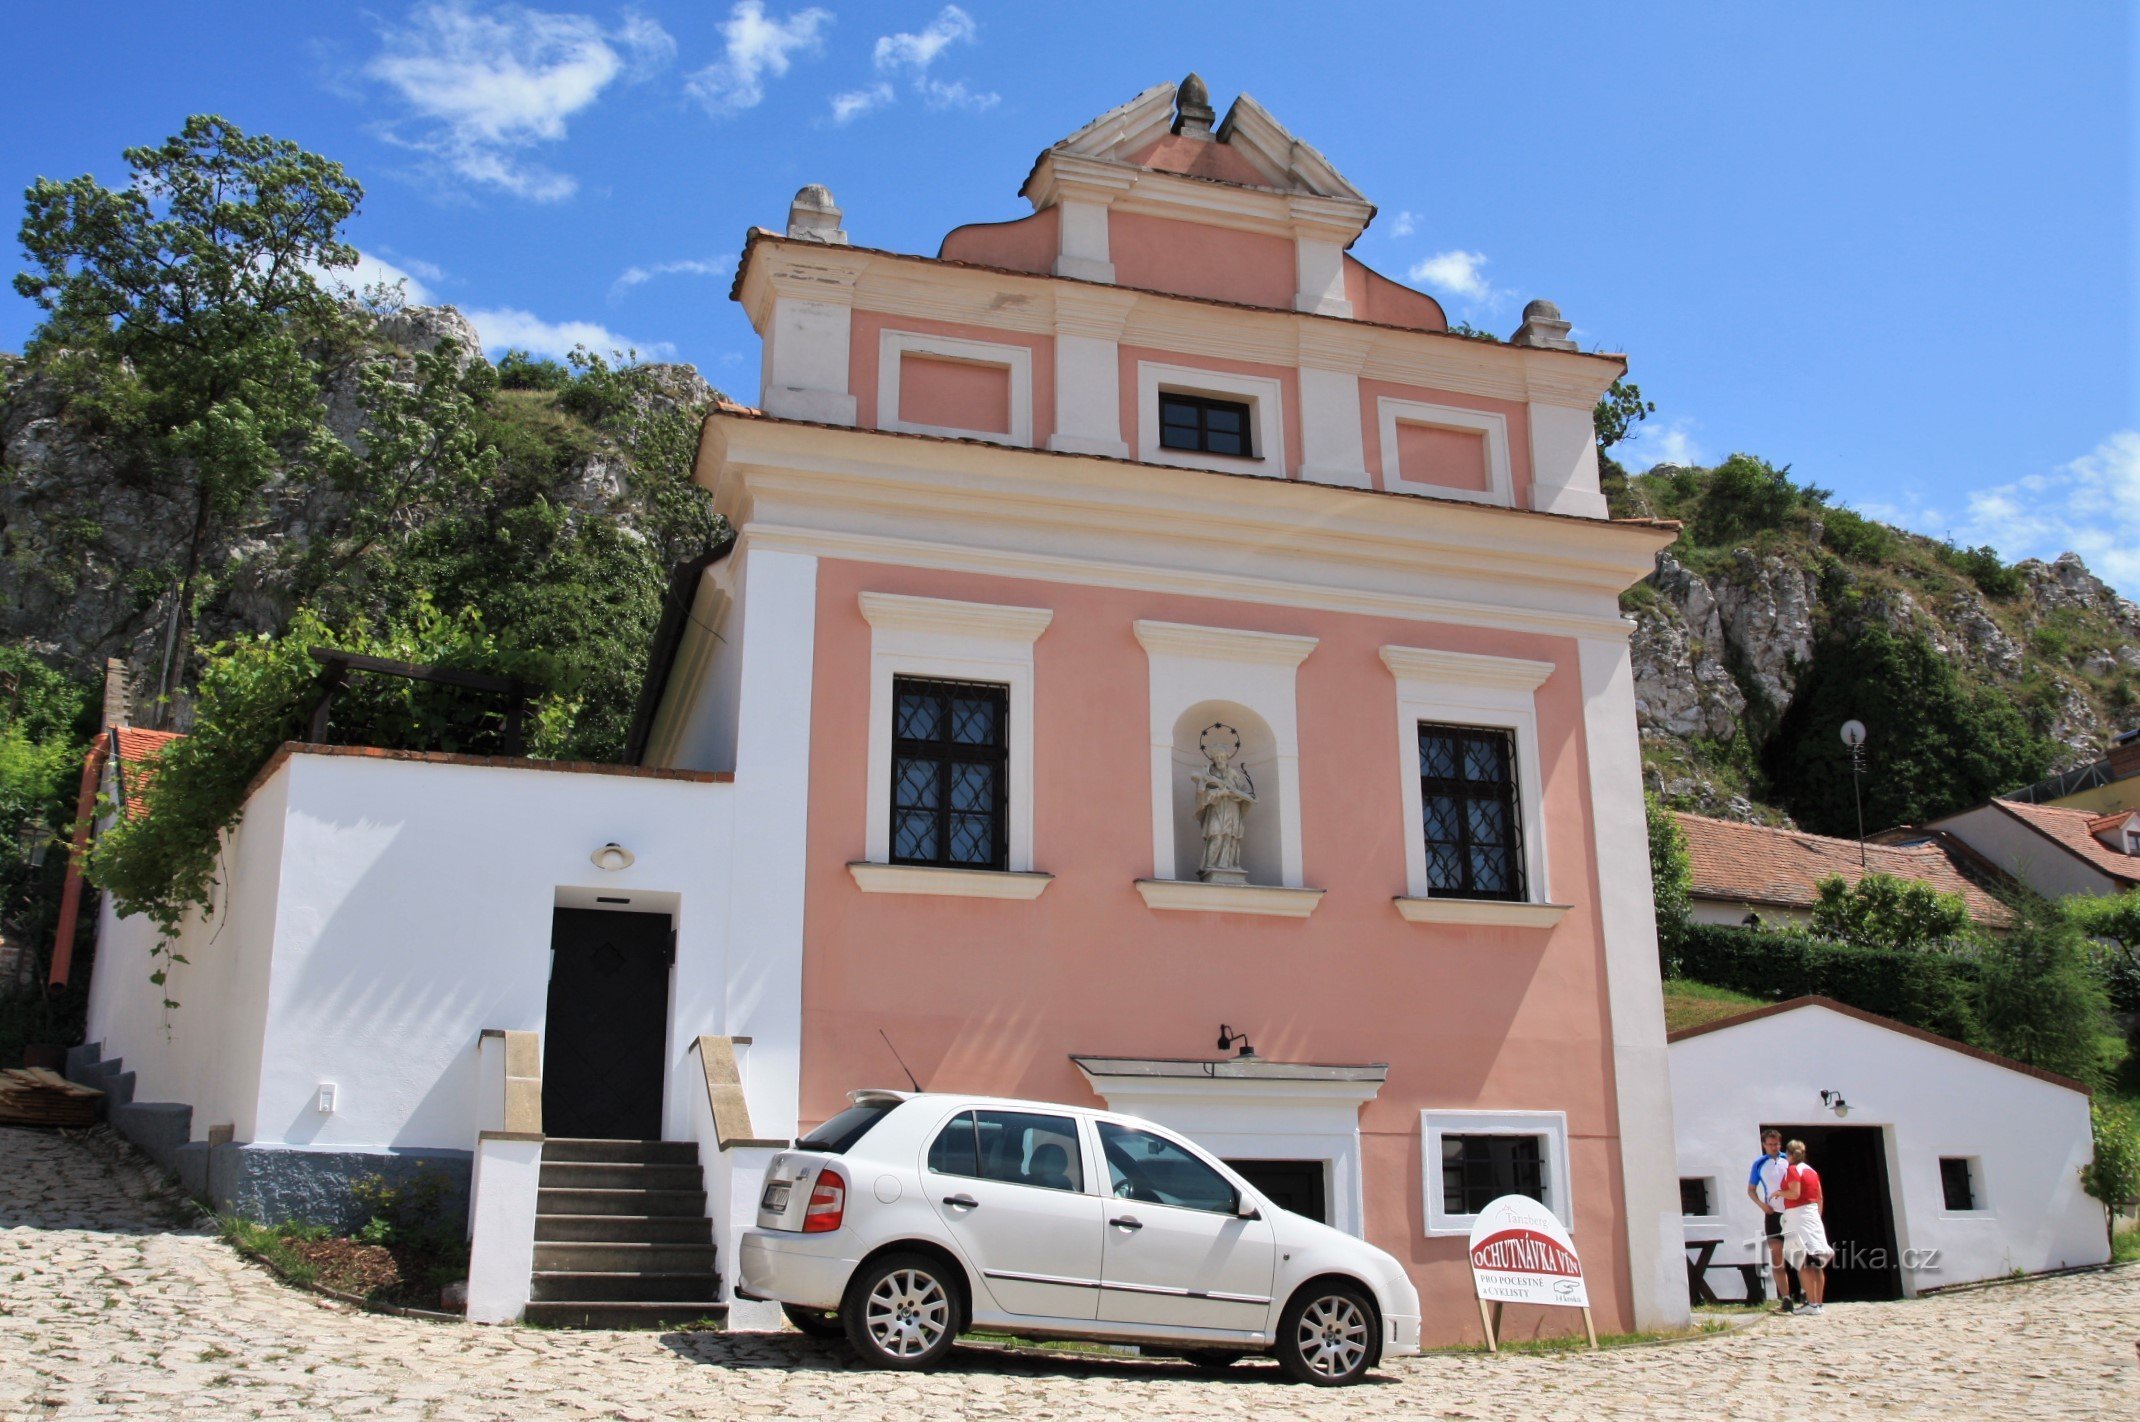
[1237,1198,1260,1220]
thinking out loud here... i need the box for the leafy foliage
[1762,624,2053,836]
[494,349,571,392]
[1693,454,1817,545]
[1970,896,2113,1084]
[1810,872,1973,951]
[1593,378,1654,452]
[2082,1100,2140,1221]
[1646,791,1692,965]
[1936,542,2025,599]
[1674,922,1982,1043]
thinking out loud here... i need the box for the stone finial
[1172,72,1216,139]
[785,183,847,245]
[1510,298,1576,351]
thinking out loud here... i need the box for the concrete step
[538,1161,703,1192]
[531,1271,723,1303]
[536,1187,707,1218]
[533,1241,717,1274]
[535,1213,713,1245]
[523,1301,728,1331]
[542,1138,698,1166]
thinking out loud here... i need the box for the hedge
[1672,922,1984,1045]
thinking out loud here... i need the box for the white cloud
[366,2,673,201]
[837,5,996,122]
[1389,210,1416,238]
[310,248,438,305]
[1407,249,1497,303]
[829,82,893,124]
[687,1,831,116]
[1955,430,2140,594]
[1615,415,1709,473]
[464,306,672,360]
[872,5,974,71]
[609,255,735,300]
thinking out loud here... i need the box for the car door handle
[1110,1215,1143,1231]
[943,1193,979,1208]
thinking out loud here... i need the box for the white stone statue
[1192,726,1256,885]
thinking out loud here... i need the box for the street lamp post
[1840,720,1868,870]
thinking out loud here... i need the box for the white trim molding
[1073,1056,1386,1238]
[1135,620,1317,888]
[1135,361,1287,477]
[1392,898,1570,927]
[1134,879,1325,918]
[876,329,1034,447]
[859,592,1053,872]
[1376,398,1513,507]
[847,862,1054,899]
[1421,1108,1574,1237]
[1379,645,1555,907]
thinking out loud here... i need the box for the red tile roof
[1674,812,2014,926]
[1991,799,2140,885]
[108,727,181,819]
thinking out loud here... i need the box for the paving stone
[0,1123,2135,1418]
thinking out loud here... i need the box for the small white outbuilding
[1668,996,2106,1304]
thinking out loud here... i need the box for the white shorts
[1783,1205,1832,1268]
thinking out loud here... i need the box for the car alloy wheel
[844,1253,957,1369]
[1278,1284,1374,1386]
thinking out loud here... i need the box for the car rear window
[797,1101,899,1154]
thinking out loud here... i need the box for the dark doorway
[543,908,672,1140]
[1762,1123,1901,1302]
[1226,1159,1328,1224]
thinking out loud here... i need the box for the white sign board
[1466,1194,1589,1309]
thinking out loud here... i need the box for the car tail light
[803,1167,847,1233]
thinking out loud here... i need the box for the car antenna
[879,1029,922,1093]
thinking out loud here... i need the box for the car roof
[848,1087,1177,1129]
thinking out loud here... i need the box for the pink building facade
[641,79,1686,1343]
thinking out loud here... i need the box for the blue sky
[4,2,2134,589]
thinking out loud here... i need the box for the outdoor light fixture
[17,817,50,869]
[1821,1090,1851,1119]
[590,842,635,871]
[1216,1024,1256,1058]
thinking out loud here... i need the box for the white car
[736,1089,1421,1385]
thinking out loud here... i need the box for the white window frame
[1936,1154,1991,1217]
[859,592,1052,880]
[1422,1108,1573,1237]
[878,330,1034,447]
[1678,1175,1722,1222]
[1380,646,1555,909]
[1136,361,1286,477]
[1377,397,1513,507]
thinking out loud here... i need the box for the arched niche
[1169,701,1283,887]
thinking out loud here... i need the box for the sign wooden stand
[1475,1294,1597,1353]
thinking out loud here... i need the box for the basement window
[1939,1156,1983,1213]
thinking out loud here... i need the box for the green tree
[1593,378,1655,453]
[2067,889,2140,1086]
[1972,896,2112,1084]
[13,115,363,700]
[1763,625,2053,836]
[2081,1100,2140,1248]
[1693,453,1809,544]
[1810,872,1973,950]
[1646,791,1692,970]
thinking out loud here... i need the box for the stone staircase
[526,1138,727,1329]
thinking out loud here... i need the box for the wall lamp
[1216,1024,1256,1059]
[1820,1090,1851,1119]
[590,842,636,872]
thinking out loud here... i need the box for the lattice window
[1441,1133,1547,1216]
[891,677,1009,870]
[1418,723,1525,901]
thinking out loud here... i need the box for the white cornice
[858,590,1053,643]
[847,863,1054,899]
[1379,645,1558,692]
[1134,879,1326,917]
[1134,620,1318,667]
[1393,897,1571,927]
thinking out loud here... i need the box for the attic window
[1158,392,1255,458]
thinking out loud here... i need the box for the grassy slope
[1661,979,1768,1034]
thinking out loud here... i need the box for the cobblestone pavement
[2,1126,2134,1420]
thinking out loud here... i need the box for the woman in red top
[1780,1140,1833,1314]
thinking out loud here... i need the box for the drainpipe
[46,735,112,991]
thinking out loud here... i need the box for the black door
[1763,1123,1901,1302]
[1226,1159,1328,1224]
[543,908,672,1140]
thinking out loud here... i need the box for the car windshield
[797,1101,899,1154]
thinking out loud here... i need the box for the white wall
[1670,1004,2106,1297]
[1928,805,2119,900]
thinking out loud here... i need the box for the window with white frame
[877,330,1034,447]
[856,593,1051,891]
[1421,1109,1572,1236]
[1376,397,1513,507]
[1380,646,1554,907]
[1938,1156,1986,1214]
[1679,1176,1718,1219]
[1136,361,1286,476]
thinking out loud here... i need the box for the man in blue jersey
[1745,1127,1799,1310]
